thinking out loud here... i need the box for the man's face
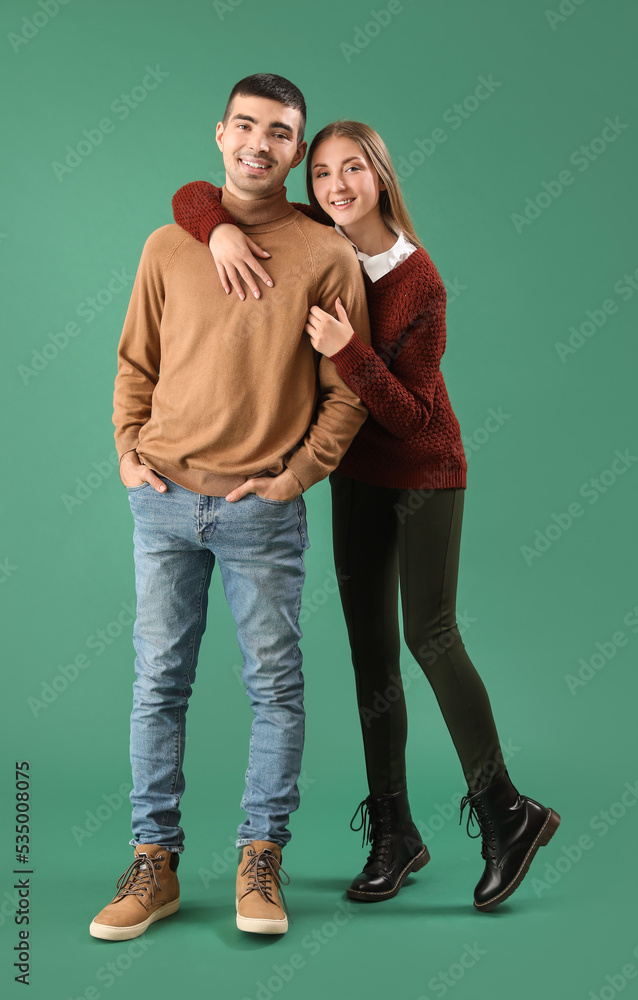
[216,95,306,199]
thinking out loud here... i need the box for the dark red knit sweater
[172,182,467,490]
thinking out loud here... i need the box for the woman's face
[311,135,384,228]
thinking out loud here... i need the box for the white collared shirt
[334,224,417,282]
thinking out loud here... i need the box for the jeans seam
[294,496,307,551]
[159,548,212,830]
[237,510,306,844]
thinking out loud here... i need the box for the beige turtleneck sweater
[113,184,371,495]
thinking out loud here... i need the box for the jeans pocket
[126,482,152,493]
[251,493,295,506]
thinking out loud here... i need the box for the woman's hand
[304,298,355,357]
[209,223,273,300]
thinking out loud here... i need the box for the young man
[89,73,371,941]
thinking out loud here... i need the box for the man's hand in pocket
[120,451,167,492]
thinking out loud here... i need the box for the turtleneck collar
[220,184,295,226]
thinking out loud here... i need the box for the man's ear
[215,120,224,153]
[291,140,307,169]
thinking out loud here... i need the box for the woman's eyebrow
[313,155,364,169]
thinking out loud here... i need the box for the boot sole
[89,896,180,941]
[346,845,431,902]
[474,808,561,912]
[235,898,288,934]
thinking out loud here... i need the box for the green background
[1,0,637,997]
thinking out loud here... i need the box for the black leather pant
[330,469,505,796]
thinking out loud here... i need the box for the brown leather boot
[89,844,180,941]
[236,841,290,934]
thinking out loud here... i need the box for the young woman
[171,121,560,912]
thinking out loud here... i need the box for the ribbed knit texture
[172,181,239,243]
[330,249,467,489]
[172,183,467,490]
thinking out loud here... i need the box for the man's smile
[238,156,273,175]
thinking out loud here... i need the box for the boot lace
[240,849,291,920]
[114,852,165,904]
[459,792,497,862]
[350,798,392,866]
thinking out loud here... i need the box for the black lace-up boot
[459,770,561,911]
[347,787,430,901]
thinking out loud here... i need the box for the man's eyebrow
[312,155,365,170]
[230,114,294,134]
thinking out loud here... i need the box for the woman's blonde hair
[305,120,423,249]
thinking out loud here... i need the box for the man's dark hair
[222,73,307,145]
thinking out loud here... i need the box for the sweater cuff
[286,466,305,493]
[330,330,373,375]
[115,431,141,462]
[285,449,323,493]
[197,202,238,245]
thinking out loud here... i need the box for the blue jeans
[125,475,310,852]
